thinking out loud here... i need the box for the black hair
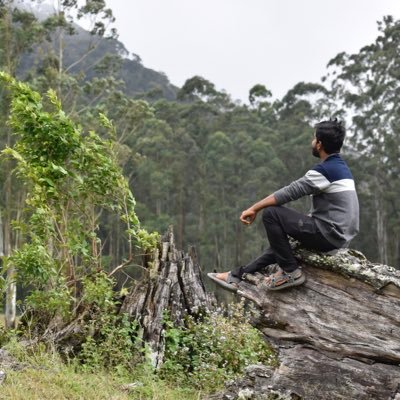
[314,118,345,154]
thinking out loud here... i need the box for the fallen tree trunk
[208,244,400,400]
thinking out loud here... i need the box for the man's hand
[240,208,257,225]
[240,194,277,225]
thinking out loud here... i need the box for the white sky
[105,0,399,103]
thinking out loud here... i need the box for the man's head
[312,118,345,158]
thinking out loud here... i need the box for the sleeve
[273,168,331,205]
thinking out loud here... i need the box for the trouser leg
[232,205,336,278]
[262,206,300,272]
[232,247,276,278]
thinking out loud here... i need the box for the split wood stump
[120,227,214,368]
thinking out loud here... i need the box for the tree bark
[208,243,400,400]
[2,0,16,331]
[4,138,15,330]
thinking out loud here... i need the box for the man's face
[311,134,320,158]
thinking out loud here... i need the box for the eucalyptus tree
[326,16,400,265]
[142,78,286,269]
[34,0,117,99]
[0,0,48,328]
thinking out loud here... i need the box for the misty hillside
[18,21,178,100]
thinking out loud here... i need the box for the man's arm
[240,168,330,225]
[240,194,277,225]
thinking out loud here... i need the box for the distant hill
[18,20,178,100]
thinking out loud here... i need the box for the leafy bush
[79,312,141,372]
[25,285,72,320]
[79,273,143,372]
[8,241,55,287]
[82,272,116,311]
[160,301,276,391]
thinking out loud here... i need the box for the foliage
[0,315,14,347]
[79,312,141,372]
[6,242,55,287]
[25,285,72,321]
[81,271,116,310]
[160,301,276,391]
[134,81,321,270]
[0,2,46,75]
[0,72,158,326]
[325,15,400,265]
[3,300,275,397]
[78,272,143,372]
[249,83,272,107]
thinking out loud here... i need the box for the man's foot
[207,271,241,293]
[262,267,305,291]
[215,271,229,281]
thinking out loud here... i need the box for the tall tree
[326,16,400,265]
[0,0,46,328]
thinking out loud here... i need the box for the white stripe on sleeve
[324,179,355,193]
[304,170,330,190]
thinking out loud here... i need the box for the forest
[0,0,399,399]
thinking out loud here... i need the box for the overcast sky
[104,0,399,103]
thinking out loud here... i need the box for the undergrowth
[0,338,200,400]
[160,300,277,391]
[0,300,276,398]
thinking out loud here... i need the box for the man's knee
[262,206,280,222]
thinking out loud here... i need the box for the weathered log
[207,243,400,400]
[120,226,214,367]
[207,358,400,400]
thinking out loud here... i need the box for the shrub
[79,312,141,372]
[160,300,276,391]
[79,273,143,372]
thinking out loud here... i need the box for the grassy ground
[1,367,131,400]
[0,336,202,400]
[1,367,201,400]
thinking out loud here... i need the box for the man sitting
[210,118,359,291]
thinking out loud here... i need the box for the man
[209,118,359,291]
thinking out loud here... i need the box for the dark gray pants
[232,206,336,278]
